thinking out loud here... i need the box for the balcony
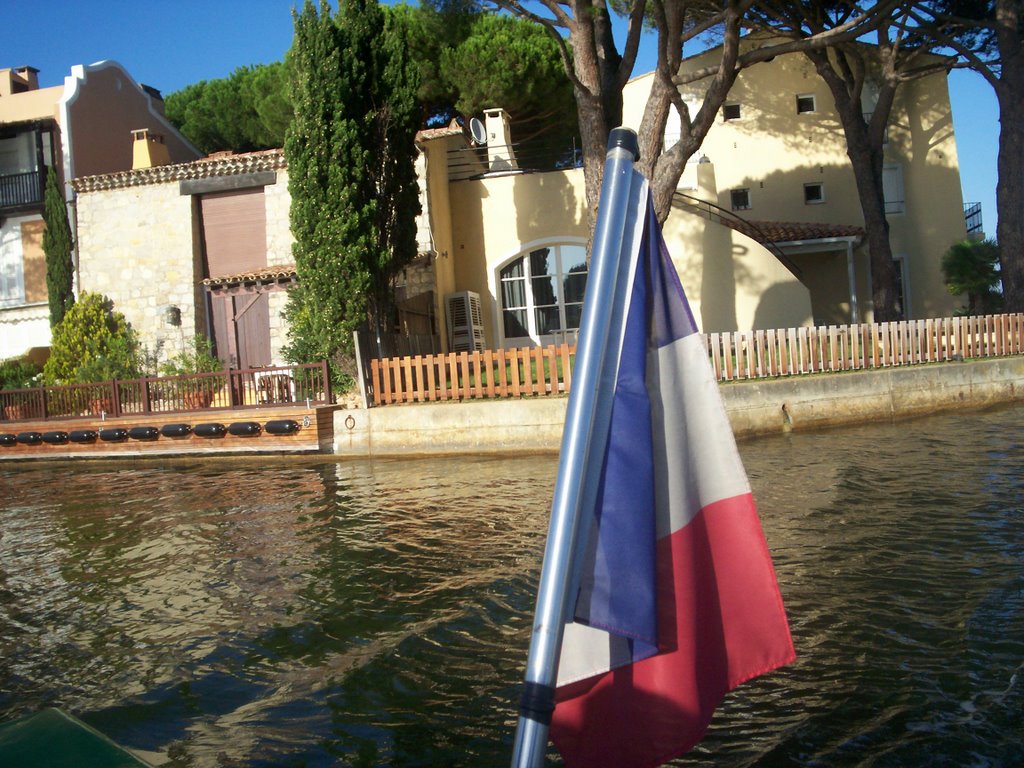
[964,201,983,236]
[0,169,44,209]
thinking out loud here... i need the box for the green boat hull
[0,708,153,767]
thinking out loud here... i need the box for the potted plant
[0,357,42,420]
[73,349,133,415]
[159,336,224,409]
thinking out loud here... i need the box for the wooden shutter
[20,219,47,304]
[200,188,267,277]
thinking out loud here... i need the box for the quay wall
[333,357,1024,457]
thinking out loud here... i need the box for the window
[893,255,909,318]
[0,221,25,307]
[499,242,588,346]
[730,188,751,211]
[722,103,741,121]
[796,94,816,114]
[804,183,825,204]
[883,164,905,215]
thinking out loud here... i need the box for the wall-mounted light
[164,305,181,327]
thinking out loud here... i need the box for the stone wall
[265,168,293,267]
[335,357,1024,456]
[76,181,200,366]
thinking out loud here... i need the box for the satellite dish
[469,117,487,145]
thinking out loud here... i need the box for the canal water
[1,404,1022,767]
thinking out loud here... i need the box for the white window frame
[796,94,817,114]
[496,239,588,348]
[883,163,905,215]
[722,102,741,121]
[730,188,751,211]
[0,217,27,308]
[804,182,825,204]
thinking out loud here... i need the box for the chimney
[131,128,171,169]
[0,66,40,96]
[14,66,39,90]
[484,108,518,173]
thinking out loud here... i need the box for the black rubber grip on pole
[608,127,639,161]
[519,681,556,725]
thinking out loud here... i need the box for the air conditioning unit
[445,291,485,352]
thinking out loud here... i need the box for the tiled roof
[73,148,287,193]
[743,220,865,244]
[416,126,465,142]
[416,117,466,144]
[202,264,297,288]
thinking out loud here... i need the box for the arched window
[498,242,588,347]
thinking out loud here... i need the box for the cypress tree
[283,0,420,385]
[42,167,75,327]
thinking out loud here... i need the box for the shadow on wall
[753,281,813,330]
[513,168,587,247]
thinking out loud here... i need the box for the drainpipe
[846,239,858,323]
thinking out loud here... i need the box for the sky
[1,0,1000,238]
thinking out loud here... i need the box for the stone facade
[76,180,201,365]
[264,169,293,267]
[74,151,294,368]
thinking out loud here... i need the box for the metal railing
[964,201,983,235]
[0,361,332,423]
[0,170,44,208]
[447,137,581,182]
[671,191,803,279]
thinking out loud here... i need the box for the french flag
[549,188,796,768]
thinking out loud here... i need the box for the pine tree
[42,167,74,327]
[284,0,420,385]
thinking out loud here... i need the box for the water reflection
[0,407,1022,767]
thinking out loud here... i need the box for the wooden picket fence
[369,313,1024,405]
[706,313,1024,381]
[371,344,575,405]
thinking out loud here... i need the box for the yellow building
[622,44,967,329]
[419,46,969,348]
[0,61,200,360]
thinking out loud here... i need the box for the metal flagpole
[511,128,643,768]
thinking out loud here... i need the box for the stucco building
[623,43,968,329]
[0,60,200,361]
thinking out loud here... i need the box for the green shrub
[0,357,40,390]
[43,292,142,384]
[157,335,224,408]
[941,239,1003,316]
[159,335,223,376]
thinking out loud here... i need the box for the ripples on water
[1,405,1022,767]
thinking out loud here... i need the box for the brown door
[210,292,271,370]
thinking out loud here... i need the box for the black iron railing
[671,191,803,279]
[0,170,44,209]
[964,201,983,235]
[447,137,581,182]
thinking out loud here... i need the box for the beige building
[0,61,200,361]
[622,43,967,329]
[416,47,969,351]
